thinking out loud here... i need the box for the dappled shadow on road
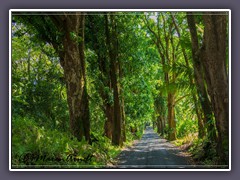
[115,127,194,169]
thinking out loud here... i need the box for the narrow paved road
[116,127,194,169]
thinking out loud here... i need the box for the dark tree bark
[154,95,165,136]
[88,16,114,139]
[201,13,229,162]
[156,117,161,134]
[187,13,216,140]
[105,14,122,146]
[120,97,126,142]
[167,93,176,140]
[99,56,114,139]
[119,62,126,143]
[51,14,90,141]
[195,98,205,138]
[103,104,114,139]
[160,117,164,135]
[187,12,229,163]
[156,116,164,135]
[162,116,166,134]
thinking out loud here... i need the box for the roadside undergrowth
[12,116,123,168]
[174,133,222,167]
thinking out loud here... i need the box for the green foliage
[12,12,228,167]
[176,118,197,138]
[188,137,219,165]
[175,95,198,138]
[70,32,83,43]
[12,21,68,130]
[174,133,220,166]
[12,116,120,168]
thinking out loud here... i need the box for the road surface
[115,127,194,169]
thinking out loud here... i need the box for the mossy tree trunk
[187,13,217,141]
[51,14,90,141]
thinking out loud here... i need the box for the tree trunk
[187,14,217,141]
[156,116,161,134]
[156,116,164,135]
[159,118,162,135]
[154,95,165,136]
[167,93,176,140]
[89,15,114,140]
[103,104,113,139]
[160,116,164,135]
[202,13,229,162]
[119,54,126,143]
[163,115,166,133]
[111,63,122,146]
[121,98,126,142]
[105,14,122,146]
[194,95,205,138]
[58,14,90,141]
[100,60,113,140]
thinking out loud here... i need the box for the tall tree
[187,12,229,162]
[86,15,114,139]
[53,14,90,142]
[202,12,229,162]
[105,14,123,145]
[186,13,216,140]
[15,13,91,141]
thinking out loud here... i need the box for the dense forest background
[11,11,229,168]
